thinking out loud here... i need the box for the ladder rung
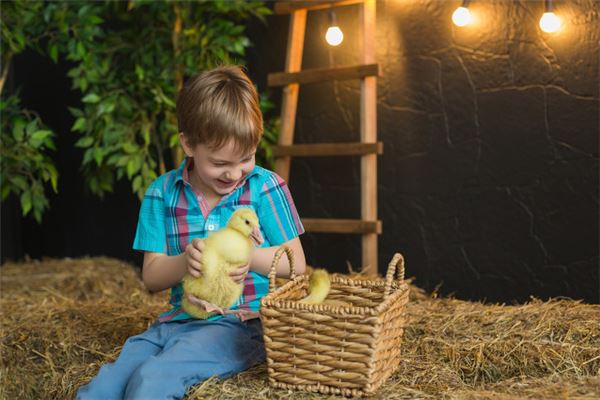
[273,142,382,157]
[268,64,379,87]
[302,218,382,234]
[274,0,364,15]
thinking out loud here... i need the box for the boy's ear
[180,133,194,157]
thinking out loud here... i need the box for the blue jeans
[76,315,265,400]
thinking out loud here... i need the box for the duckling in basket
[299,269,350,307]
[182,208,263,319]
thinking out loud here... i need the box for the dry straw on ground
[1,257,598,399]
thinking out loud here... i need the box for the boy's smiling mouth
[216,178,238,188]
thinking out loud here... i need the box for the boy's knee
[124,359,175,399]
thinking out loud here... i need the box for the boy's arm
[249,236,306,277]
[142,251,188,293]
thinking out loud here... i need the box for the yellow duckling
[299,269,351,307]
[182,208,263,319]
[299,269,331,304]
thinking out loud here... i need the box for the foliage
[0,95,58,223]
[0,0,276,222]
[0,1,61,223]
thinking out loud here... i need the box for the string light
[325,9,344,46]
[452,0,472,27]
[539,0,561,33]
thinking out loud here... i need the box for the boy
[77,65,306,399]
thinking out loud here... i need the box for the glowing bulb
[539,12,561,33]
[326,26,343,46]
[452,6,472,27]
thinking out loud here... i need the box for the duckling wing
[209,228,253,267]
[184,245,243,308]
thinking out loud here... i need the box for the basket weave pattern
[260,248,410,397]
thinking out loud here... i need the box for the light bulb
[452,6,472,27]
[539,12,561,33]
[326,26,344,46]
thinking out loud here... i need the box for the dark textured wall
[247,0,599,302]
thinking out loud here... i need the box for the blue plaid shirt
[133,158,304,322]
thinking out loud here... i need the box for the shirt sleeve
[257,172,305,246]
[133,178,168,253]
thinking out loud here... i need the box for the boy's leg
[76,322,167,400]
[124,316,265,400]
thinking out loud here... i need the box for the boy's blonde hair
[177,65,263,154]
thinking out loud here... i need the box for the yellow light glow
[452,6,472,27]
[539,12,561,33]
[325,26,344,46]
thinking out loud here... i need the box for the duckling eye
[245,220,250,225]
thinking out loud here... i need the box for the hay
[1,257,598,399]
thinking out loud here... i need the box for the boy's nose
[225,170,242,181]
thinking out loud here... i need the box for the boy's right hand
[185,238,204,277]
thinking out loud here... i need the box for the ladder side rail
[275,9,307,182]
[360,0,378,275]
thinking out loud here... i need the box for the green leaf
[2,184,11,199]
[33,208,43,223]
[30,130,53,148]
[135,64,145,80]
[26,119,39,135]
[79,78,88,92]
[116,156,129,167]
[49,44,59,63]
[169,133,179,148]
[89,15,104,25]
[132,175,142,193]
[123,143,137,154]
[31,130,53,142]
[20,190,32,216]
[68,107,83,118]
[72,117,86,132]
[126,159,136,179]
[83,148,94,165]
[142,125,150,145]
[11,176,28,191]
[12,119,26,141]
[93,147,103,165]
[75,136,94,148]
[76,41,85,58]
[48,164,59,192]
[82,93,101,103]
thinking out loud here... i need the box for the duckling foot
[186,294,260,321]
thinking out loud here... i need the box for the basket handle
[383,253,405,299]
[268,246,296,292]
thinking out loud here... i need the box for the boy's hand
[229,263,250,284]
[185,238,204,277]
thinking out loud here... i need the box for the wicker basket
[260,247,410,397]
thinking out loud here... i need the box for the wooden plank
[360,0,378,275]
[273,142,382,157]
[274,0,364,15]
[302,218,382,234]
[268,63,379,87]
[274,9,307,182]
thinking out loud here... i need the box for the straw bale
[1,257,598,400]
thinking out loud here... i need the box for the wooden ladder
[269,0,381,275]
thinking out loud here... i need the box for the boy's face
[180,135,256,198]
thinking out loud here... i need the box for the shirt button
[207,224,215,231]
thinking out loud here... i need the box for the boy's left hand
[230,263,250,284]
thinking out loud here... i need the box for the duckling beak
[250,225,264,246]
